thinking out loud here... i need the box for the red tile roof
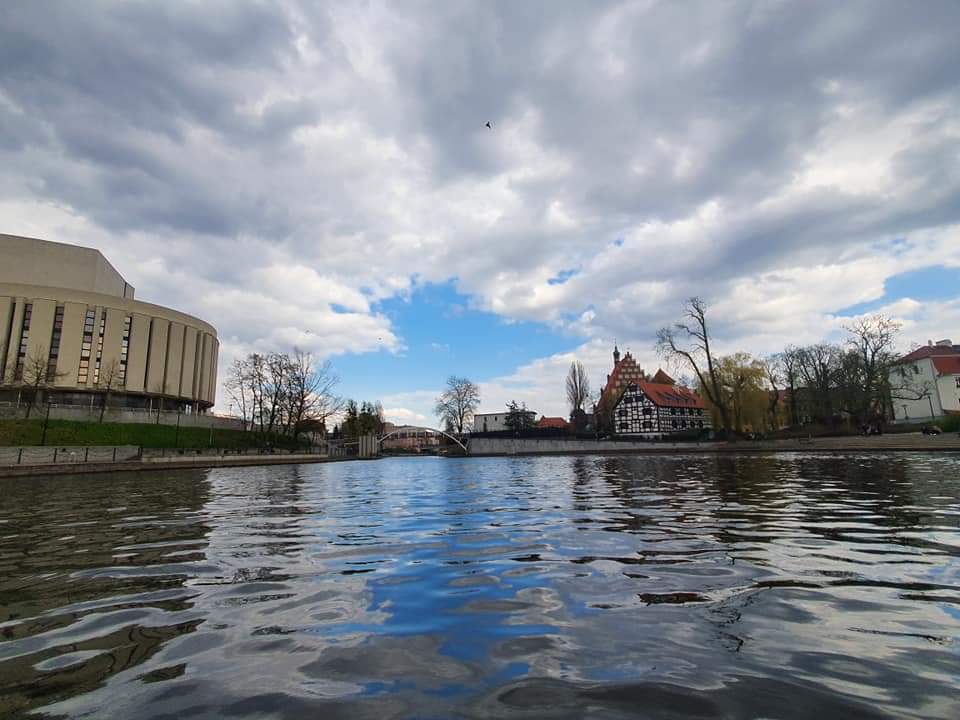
[899,344,959,363]
[537,416,569,429]
[637,381,706,409]
[651,368,675,385]
[932,356,960,375]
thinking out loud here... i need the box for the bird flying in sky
[485,121,492,129]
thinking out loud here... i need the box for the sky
[1,1,959,427]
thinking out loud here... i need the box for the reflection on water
[1,454,958,718]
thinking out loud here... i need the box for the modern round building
[0,234,218,411]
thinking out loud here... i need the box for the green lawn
[0,419,300,449]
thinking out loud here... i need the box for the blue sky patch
[335,281,575,402]
[837,264,958,316]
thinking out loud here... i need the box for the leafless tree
[760,354,783,432]
[780,346,803,426]
[656,297,731,435]
[95,358,124,423]
[15,347,66,420]
[224,358,252,430]
[842,315,902,423]
[435,376,480,435]
[565,360,591,414]
[796,343,840,423]
[283,348,343,437]
[18,351,47,420]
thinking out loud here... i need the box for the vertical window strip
[118,315,132,385]
[14,303,32,380]
[46,305,65,381]
[92,312,106,384]
[77,308,96,384]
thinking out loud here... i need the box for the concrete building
[473,409,537,434]
[0,234,218,412]
[889,339,960,422]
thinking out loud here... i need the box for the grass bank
[0,419,301,449]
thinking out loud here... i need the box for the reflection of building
[890,339,960,422]
[473,409,537,433]
[595,345,709,437]
[381,424,441,450]
[0,234,219,411]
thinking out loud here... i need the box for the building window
[77,308,96,384]
[46,305,65,381]
[913,365,920,375]
[14,303,32,380]
[956,377,960,389]
[118,315,132,385]
[92,312,106,384]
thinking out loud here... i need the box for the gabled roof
[932,356,960,375]
[651,368,675,385]
[899,344,960,363]
[537,416,569,429]
[598,353,644,407]
[633,381,706,409]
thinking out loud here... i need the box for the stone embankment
[468,433,960,456]
[0,452,363,478]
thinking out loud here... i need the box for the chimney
[935,339,952,347]
[928,340,933,346]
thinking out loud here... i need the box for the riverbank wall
[468,434,960,456]
[0,453,369,479]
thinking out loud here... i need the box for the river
[1,454,958,718]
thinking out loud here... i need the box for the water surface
[1,454,959,718]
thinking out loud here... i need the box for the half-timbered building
[613,379,711,437]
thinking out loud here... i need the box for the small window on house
[913,365,920,375]
[956,377,960,389]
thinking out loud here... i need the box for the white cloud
[2,1,959,412]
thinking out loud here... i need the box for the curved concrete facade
[0,235,218,410]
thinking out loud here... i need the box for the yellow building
[0,234,218,411]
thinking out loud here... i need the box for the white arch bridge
[378,426,469,454]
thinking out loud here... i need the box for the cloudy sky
[2,1,959,425]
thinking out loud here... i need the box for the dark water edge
[1,453,958,719]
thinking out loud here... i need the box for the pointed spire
[613,339,620,365]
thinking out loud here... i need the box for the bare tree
[565,360,591,414]
[656,297,731,435]
[435,376,480,434]
[15,346,66,420]
[842,315,901,424]
[283,349,344,437]
[760,355,783,432]
[95,358,124,423]
[224,358,252,430]
[796,344,840,423]
[780,346,803,426]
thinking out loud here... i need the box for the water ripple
[0,454,958,718]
